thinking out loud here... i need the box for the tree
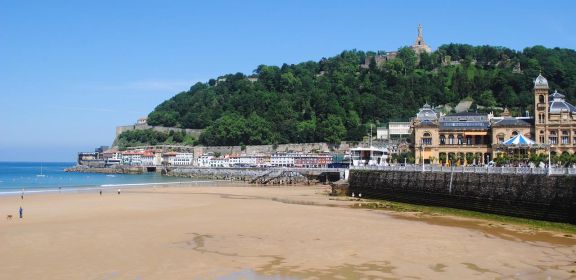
[318,115,347,143]
[398,47,417,73]
[479,90,497,107]
[296,118,317,143]
[143,45,576,146]
[244,113,277,145]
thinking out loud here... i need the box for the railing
[350,165,576,175]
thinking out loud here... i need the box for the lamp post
[548,147,552,176]
[421,144,425,172]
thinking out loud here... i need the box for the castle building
[411,74,573,165]
[361,24,431,69]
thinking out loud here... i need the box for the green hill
[146,44,576,146]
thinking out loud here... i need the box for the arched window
[457,135,463,145]
[512,131,518,136]
[539,95,545,104]
[448,135,454,145]
[422,132,432,145]
[497,133,505,144]
[439,135,446,145]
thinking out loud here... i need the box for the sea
[0,162,202,195]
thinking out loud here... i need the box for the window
[466,136,472,145]
[448,135,454,145]
[422,132,432,145]
[562,131,569,145]
[549,131,558,145]
[512,131,518,136]
[539,95,544,104]
[497,133,505,144]
[457,135,463,145]
[440,135,446,145]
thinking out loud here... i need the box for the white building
[172,152,194,166]
[102,148,122,166]
[197,155,214,167]
[141,151,156,166]
[377,122,411,140]
[350,146,389,166]
[209,158,230,167]
[122,151,143,166]
[271,153,297,167]
[376,127,389,139]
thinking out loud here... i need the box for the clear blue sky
[1,0,575,162]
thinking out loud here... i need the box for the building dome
[549,90,576,113]
[416,103,438,121]
[534,74,549,89]
[550,89,565,100]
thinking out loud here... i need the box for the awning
[502,134,535,145]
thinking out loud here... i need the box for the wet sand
[0,184,575,279]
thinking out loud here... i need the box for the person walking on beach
[99,190,102,196]
[117,189,121,195]
[21,189,24,200]
[19,207,23,219]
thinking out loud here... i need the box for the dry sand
[0,184,575,279]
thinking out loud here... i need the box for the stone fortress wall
[113,124,204,146]
[197,142,353,155]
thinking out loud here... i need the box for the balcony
[537,103,547,110]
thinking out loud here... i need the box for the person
[19,207,23,219]
[99,190,102,196]
[117,189,121,195]
[21,189,24,200]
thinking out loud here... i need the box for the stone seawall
[349,170,576,223]
[166,167,311,185]
[65,166,145,174]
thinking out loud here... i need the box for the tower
[534,73,549,144]
[411,24,432,54]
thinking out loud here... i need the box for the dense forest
[146,44,576,146]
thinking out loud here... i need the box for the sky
[1,0,575,162]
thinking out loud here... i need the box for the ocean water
[0,162,202,195]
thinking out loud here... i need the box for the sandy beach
[0,183,575,279]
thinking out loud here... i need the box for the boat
[36,163,46,177]
[350,146,389,166]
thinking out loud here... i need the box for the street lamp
[420,143,425,172]
[548,147,552,176]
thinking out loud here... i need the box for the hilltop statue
[412,24,432,54]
